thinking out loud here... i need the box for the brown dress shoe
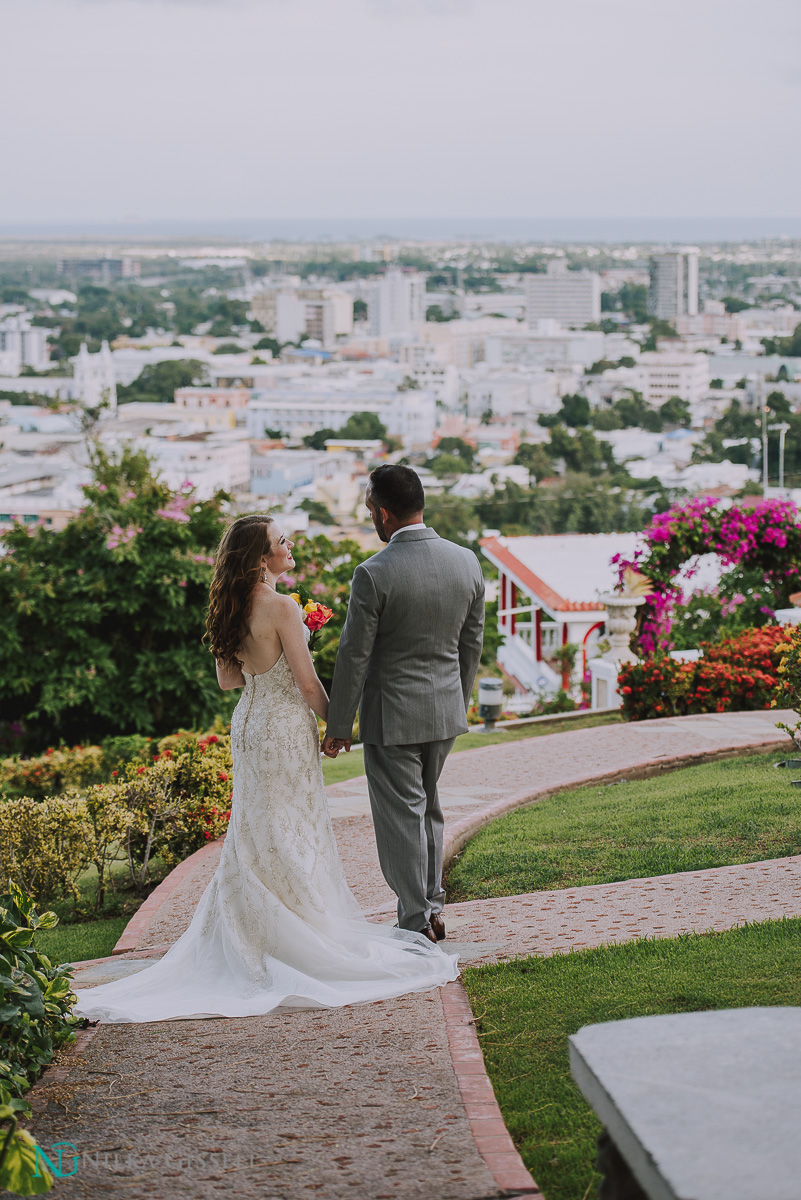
[418,925,438,944]
[430,913,446,941]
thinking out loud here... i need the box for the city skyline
[2,0,800,226]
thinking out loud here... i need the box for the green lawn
[36,916,129,966]
[447,750,800,901]
[463,918,801,1200]
[321,712,623,786]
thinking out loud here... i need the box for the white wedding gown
[73,638,459,1023]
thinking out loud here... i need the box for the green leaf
[0,1125,54,1195]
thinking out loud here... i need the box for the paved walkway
[29,710,801,1199]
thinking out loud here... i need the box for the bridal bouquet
[290,586,334,652]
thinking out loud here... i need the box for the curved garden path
[29,710,801,1200]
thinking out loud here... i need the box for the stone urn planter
[598,593,647,664]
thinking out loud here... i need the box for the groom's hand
[322,736,351,757]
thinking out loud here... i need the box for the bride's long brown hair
[205,515,274,668]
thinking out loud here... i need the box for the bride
[74,514,458,1023]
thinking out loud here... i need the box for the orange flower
[304,603,334,632]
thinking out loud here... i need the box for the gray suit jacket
[326,528,485,745]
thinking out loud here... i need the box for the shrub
[773,626,801,744]
[0,796,95,906]
[0,744,105,802]
[619,626,784,721]
[0,734,233,909]
[0,881,78,1100]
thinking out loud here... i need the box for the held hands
[322,736,352,759]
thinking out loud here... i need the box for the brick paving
[36,709,799,1200]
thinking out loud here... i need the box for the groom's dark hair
[369,464,425,520]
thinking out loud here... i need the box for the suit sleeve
[325,564,381,740]
[458,567,485,710]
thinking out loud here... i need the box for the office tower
[648,250,699,320]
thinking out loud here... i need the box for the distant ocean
[2,216,801,244]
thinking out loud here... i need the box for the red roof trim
[480,536,605,613]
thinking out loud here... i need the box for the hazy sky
[2,0,800,223]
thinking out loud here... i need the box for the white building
[481,533,635,694]
[249,448,354,497]
[365,269,426,338]
[147,433,250,497]
[525,261,601,327]
[246,385,436,447]
[460,366,560,422]
[72,341,117,408]
[638,351,710,407]
[648,250,699,320]
[0,315,51,374]
[485,324,605,369]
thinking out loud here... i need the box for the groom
[323,464,485,944]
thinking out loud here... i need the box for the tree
[117,359,208,405]
[659,396,691,428]
[716,398,759,440]
[513,441,553,480]
[618,283,649,322]
[767,390,792,419]
[434,437,475,468]
[0,446,229,750]
[590,406,624,432]
[339,411,388,441]
[425,305,456,323]
[254,336,283,357]
[298,498,334,524]
[428,453,469,478]
[612,391,663,432]
[761,323,801,357]
[723,297,751,313]
[547,426,615,476]
[422,494,479,547]
[302,427,338,450]
[353,299,368,322]
[558,393,591,427]
[212,342,245,355]
[641,317,679,351]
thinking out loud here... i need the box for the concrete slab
[570,1007,801,1200]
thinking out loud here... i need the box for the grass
[36,917,129,966]
[447,750,801,901]
[32,857,171,965]
[320,711,623,786]
[462,918,801,1200]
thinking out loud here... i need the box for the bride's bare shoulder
[249,587,299,629]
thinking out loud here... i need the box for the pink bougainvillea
[613,497,801,655]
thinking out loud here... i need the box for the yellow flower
[290,593,302,605]
[303,601,317,614]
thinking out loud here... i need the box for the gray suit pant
[363,738,455,932]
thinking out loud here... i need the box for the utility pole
[759,375,769,497]
[768,421,790,493]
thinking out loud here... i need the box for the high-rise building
[365,269,426,337]
[524,260,601,327]
[648,250,699,320]
[0,316,51,374]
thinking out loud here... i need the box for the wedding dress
[73,636,459,1023]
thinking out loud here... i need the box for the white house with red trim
[480,532,642,695]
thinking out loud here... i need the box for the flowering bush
[0,732,233,909]
[773,626,801,744]
[0,736,155,802]
[0,445,229,751]
[619,625,785,721]
[613,497,801,654]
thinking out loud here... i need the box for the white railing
[541,621,559,654]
